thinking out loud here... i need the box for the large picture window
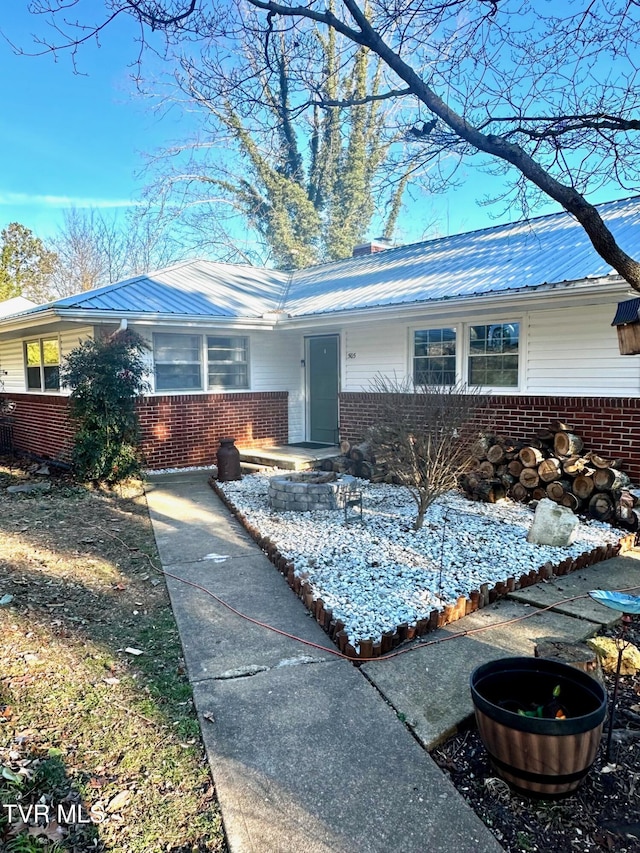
[25,337,60,391]
[468,323,519,387]
[153,333,202,391]
[207,336,249,389]
[413,328,456,385]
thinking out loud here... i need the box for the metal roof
[4,197,640,325]
[612,297,640,326]
[38,259,289,319]
[284,196,640,316]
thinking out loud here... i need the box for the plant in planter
[470,657,607,798]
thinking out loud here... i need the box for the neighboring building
[0,197,638,476]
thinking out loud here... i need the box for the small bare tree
[367,375,488,531]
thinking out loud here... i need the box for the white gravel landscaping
[219,472,621,649]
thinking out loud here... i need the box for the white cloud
[0,192,141,209]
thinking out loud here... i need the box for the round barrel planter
[470,657,607,798]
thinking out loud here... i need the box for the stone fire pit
[268,472,357,512]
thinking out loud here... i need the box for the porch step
[238,444,339,472]
[240,461,276,475]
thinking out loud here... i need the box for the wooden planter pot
[470,657,607,798]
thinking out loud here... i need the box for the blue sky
[0,5,634,255]
[0,7,177,240]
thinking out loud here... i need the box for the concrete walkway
[144,470,640,853]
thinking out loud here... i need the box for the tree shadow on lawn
[0,482,226,852]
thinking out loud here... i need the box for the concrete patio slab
[362,598,600,749]
[193,659,503,853]
[508,554,640,626]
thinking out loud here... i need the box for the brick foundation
[339,393,640,483]
[2,391,288,471]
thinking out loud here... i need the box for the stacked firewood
[318,440,392,483]
[460,421,640,530]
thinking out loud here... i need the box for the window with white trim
[413,328,456,386]
[153,333,202,391]
[468,323,519,387]
[207,336,249,389]
[25,337,60,391]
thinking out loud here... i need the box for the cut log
[553,431,584,457]
[560,492,580,511]
[487,481,507,503]
[615,505,640,531]
[359,460,374,480]
[593,467,631,491]
[561,456,592,477]
[471,434,493,460]
[339,439,351,455]
[549,419,575,433]
[486,444,506,464]
[535,641,603,682]
[519,467,540,489]
[477,460,495,478]
[546,479,571,502]
[531,487,547,501]
[507,459,524,477]
[589,452,621,470]
[588,491,615,521]
[538,457,562,483]
[572,474,595,500]
[536,429,556,447]
[510,482,530,502]
[319,458,335,472]
[519,446,544,468]
[500,473,516,488]
[349,442,371,463]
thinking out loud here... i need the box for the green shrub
[61,329,149,484]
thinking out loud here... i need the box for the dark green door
[308,336,339,444]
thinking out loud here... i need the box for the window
[153,333,202,391]
[25,337,60,391]
[207,336,249,389]
[468,323,519,387]
[413,328,456,385]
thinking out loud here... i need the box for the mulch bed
[431,618,640,852]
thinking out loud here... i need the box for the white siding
[0,326,94,394]
[343,321,408,391]
[526,305,640,395]
[250,330,304,441]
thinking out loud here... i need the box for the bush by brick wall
[339,393,640,482]
[3,391,289,470]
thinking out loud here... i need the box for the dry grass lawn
[0,460,227,853]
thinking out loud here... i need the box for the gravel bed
[219,473,621,649]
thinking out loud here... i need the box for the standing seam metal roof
[7,197,640,323]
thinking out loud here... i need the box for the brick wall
[4,394,75,463]
[339,393,640,482]
[3,391,289,470]
[137,392,288,469]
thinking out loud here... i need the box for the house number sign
[347,352,357,359]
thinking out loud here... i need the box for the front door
[307,335,339,444]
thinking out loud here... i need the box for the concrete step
[240,461,275,474]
